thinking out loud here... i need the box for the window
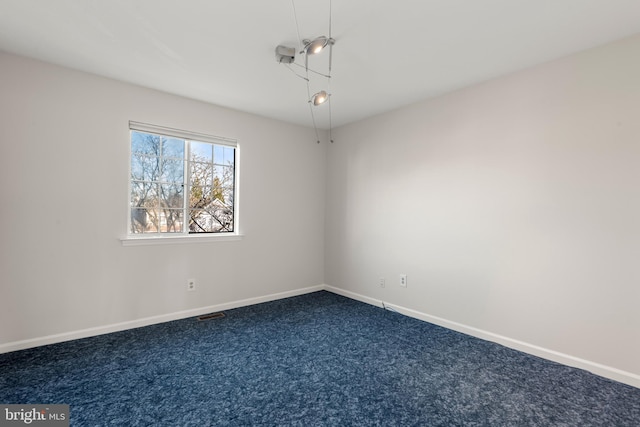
[128,122,236,237]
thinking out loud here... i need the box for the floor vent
[198,312,225,321]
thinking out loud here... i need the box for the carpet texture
[1,291,639,426]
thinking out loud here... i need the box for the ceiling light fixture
[302,36,334,55]
[276,0,335,144]
[311,90,329,106]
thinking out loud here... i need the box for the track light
[302,36,334,55]
[277,0,335,143]
[311,90,329,106]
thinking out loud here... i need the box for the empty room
[1,1,639,425]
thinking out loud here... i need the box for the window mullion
[184,140,190,234]
[157,137,163,235]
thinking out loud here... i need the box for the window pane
[162,137,184,158]
[188,143,234,233]
[214,165,233,181]
[214,166,234,201]
[130,208,158,233]
[224,146,235,166]
[130,208,146,233]
[161,159,184,183]
[160,183,184,208]
[131,154,160,181]
[222,187,234,205]
[189,203,234,234]
[191,141,212,162]
[189,209,208,232]
[131,131,160,155]
[159,209,184,233]
[189,209,223,233]
[190,161,213,187]
[213,145,224,165]
[190,185,212,210]
[131,181,158,208]
[213,145,235,166]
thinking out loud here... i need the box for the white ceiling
[1,0,640,130]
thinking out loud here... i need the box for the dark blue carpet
[1,291,639,426]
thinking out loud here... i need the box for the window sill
[120,233,244,246]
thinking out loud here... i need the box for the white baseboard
[3,283,638,389]
[323,285,640,389]
[0,284,325,355]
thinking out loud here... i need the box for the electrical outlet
[379,277,385,288]
[187,278,196,292]
[400,274,407,287]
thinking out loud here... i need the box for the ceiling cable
[306,83,321,143]
[290,0,303,54]
[290,62,331,79]
[328,78,333,143]
[285,0,333,144]
[284,64,309,82]
[328,0,333,143]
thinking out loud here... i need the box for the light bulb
[306,37,329,55]
[312,91,329,106]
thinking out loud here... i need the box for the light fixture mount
[275,45,296,64]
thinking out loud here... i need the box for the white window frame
[121,121,241,246]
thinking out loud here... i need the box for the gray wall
[325,34,640,385]
[0,52,326,346]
